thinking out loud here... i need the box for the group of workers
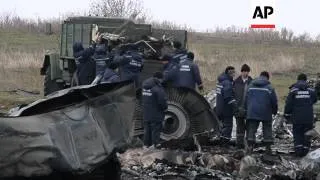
[72,36,204,149]
[216,64,317,157]
[72,35,317,157]
[72,33,143,87]
[141,41,204,149]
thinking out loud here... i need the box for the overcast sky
[1,0,319,37]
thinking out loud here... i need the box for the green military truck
[40,16,219,141]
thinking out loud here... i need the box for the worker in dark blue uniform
[72,42,96,85]
[93,43,108,76]
[246,71,278,154]
[163,41,188,77]
[111,44,144,87]
[164,51,204,91]
[91,43,109,85]
[284,73,317,157]
[91,36,121,85]
[215,66,237,144]
[100,67,120,84]
[142,72,168,149]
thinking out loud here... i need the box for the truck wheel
[44,65,61,96]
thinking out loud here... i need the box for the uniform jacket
[234,76,253,108]
[112,50,143,87]
[163,49,188,74]
[73,42,96,85]
[142,77,168,122]
[284,81,317,124]
[246,76,278,121]
[93,44,108,76]
[216,73,236,118]
[165,59,202,89]
[101,68,120,84]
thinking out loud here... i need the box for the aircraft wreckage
[0,80,220,179]
[0,81,137,178]
[1,82,320,180]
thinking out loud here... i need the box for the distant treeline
[1,11,319,47]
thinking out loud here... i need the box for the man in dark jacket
[284,73,317,157]
[111,44,144,87]
[216,66,237,144]
[93,44,108,76]
[73,42,96,85]
[142,72,168,148]
[100,68,120,84]
[91,43,109,85]
[164,51,204,91]
[163,41,188,76]
[233,64,253,148]
[91,39,121,85]
[246,71,278,154]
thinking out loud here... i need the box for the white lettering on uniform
[129,60,142,67]
[142,89,152,96]
[295,95,310,99]
[297,91,309,95]
[295,90,310,99]
[180,65,191,72]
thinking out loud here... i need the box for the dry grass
[0,48,44,111]
[0,29,58,93]
[0,29,319,111]
[190,43,306,82]
[0,50,44,91]
[189,43,312,110]
[0,30,58,111]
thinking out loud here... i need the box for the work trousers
[236,117,246,146]
[220,116,233,142]
[143,121,163,147]
[246,120,273,146]
[293,123,313,157]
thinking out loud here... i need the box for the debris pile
[119,124,320,180]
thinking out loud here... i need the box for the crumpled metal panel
[0,82,136,178]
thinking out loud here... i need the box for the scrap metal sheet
[0,82,136,178]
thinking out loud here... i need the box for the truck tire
[44,66,61,96]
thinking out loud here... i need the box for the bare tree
[316,34,320,42]
[298,33,311,43]
[288,30,294,42]
[89,0,145,19]
[280,27,288,41]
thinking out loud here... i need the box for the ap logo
[250,0,276,28]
